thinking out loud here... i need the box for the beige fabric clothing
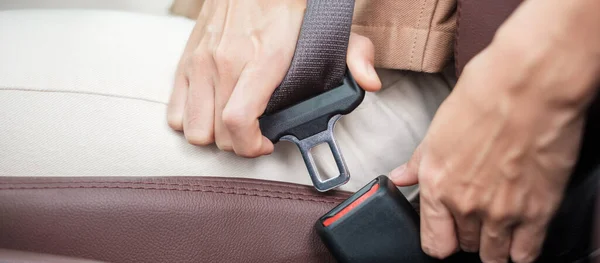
[170,0,457,73]
[0,9,453,193]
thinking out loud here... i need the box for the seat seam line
[0,87,167,105]
[0,185,342,204]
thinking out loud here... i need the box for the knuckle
[185,129,214,146]
[487,213,505,226]
[188,51,211,70]
[167,114,183,131]
[215,140,233,151]
[234,145,263,158]
[168,119,183,131]
[456,201,478,216]
[183,117,214,145]
[439,243,458,258]
[524,206,543,221]
[422,239,457,259]
[213,45,236,70]
[484,228,503,241]
[221,105,255,130]
[486,208,513,224]
[184,128,214,146]
[222,106,250,130]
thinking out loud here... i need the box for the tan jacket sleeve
[353,0,456,72]
[169,0,204,19]
[170,0,457,73]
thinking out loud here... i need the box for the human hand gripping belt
[259,0,365,192]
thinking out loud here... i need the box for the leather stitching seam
[0,185,342,204]
[0,181,347,200]
[1,177,346,191]
[0,179,308,190]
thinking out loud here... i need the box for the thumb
[347,33,381,92]
[389,145,423,186]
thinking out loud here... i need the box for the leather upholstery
[1,1,597,263]
[454,0,522,76]
[0,177,350,262]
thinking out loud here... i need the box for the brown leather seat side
[454,0,522,76]
[0,176,351,263]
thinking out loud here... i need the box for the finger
[454,214,482,253]
[203,5,234,151]
[222,59,281,157]
[168,12,207,131]
[419,185,459,259]
[182,51,216,145]
[212,72,235,151]
[480,220,512,263]
[389,164,418,185]
[347,33,381,92]
[389,144,422,186]
[509,222,547,263]
[444,190,482,253]
[212,46,251,151]
[167,73,188,131]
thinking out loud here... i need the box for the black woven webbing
[264,0,356,115]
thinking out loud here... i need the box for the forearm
[505,0,600,68]
[485,0,600,108]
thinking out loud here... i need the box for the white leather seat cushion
[0,9,450,192]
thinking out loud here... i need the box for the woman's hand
[167,0,381,157]
[390,0,600,262]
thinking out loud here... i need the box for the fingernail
[389,164,406,181]
[421,244,434,257]
[459,244,477,253]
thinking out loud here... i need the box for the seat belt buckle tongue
[259,69,365,192]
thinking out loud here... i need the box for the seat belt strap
[259,0,364,192]
[265,0,355,114]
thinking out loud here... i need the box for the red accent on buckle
[323,184,380,227]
